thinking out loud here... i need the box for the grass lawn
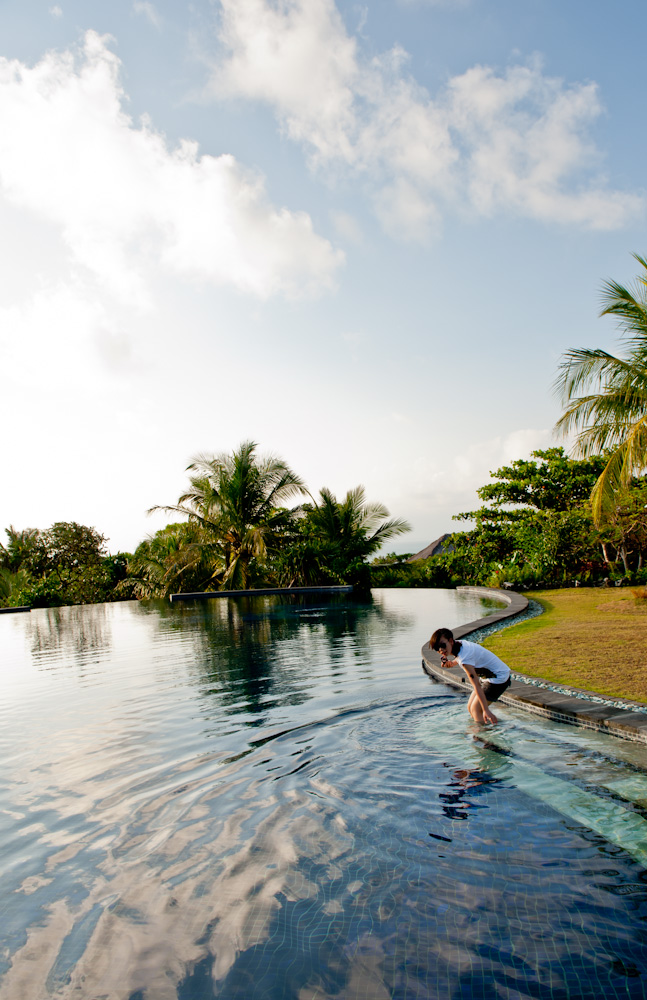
[483,587,647,705]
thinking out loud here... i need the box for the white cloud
[453,428,553,483]
[0,31,343,302]
[330,209,363,243]
[374,177,441,242]
[410,427,553,509]
[445,62,638,228]
[133,1,161,29]
[49,5,63,17]
[210,0,643,237]
[214,0,360,163]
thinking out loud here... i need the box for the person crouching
[429,628,512,725]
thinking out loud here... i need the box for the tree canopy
[147,447,410,595]
[0,521,129,608]
[371,448,638,591]
[471,448,607,514]
[150,441,308,590]
[280,486,411,590]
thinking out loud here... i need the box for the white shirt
[453,639,511,684]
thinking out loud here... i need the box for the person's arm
[459,662,497,724]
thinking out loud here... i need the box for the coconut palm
[554,254,647,525]
[150,441,307,590]
[0,566,31,607]
[0,526,45,574]
[126,522,220,598]
[308,486,410,556]
[302,486,411,588]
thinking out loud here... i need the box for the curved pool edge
[421,586,647,745]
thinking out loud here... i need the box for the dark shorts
[483,676,511,703]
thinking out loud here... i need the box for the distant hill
[407,534,453,562]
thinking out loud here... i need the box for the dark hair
[430,627,460,655]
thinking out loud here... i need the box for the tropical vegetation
[0,522,131,608]
[554,252,647,525]
[7,254,647,608]
[141,445,411,596]
[145,442,308,593]
[276,486,411,590]
[371,447,647,590]
[1,442,410,606]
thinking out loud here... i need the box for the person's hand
[484,708,498,724]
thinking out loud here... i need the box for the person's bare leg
[467,691,485,723]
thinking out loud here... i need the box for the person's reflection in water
[439,765,492,821]
[438,737,510,823]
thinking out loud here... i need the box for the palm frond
[555,257,647,531]
[553,349,630,401]
[591,416,647,525]
[555,387,647,441]
[367,517,412,549]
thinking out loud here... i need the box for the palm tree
[303,486,411,588]
[554,254,647,525]
[0,526,45,574]
[150,441,307,590]
[0,566,31,607]
[126,522,220,598]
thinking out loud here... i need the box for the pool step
[415,708,647,868]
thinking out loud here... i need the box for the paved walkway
[421,586,647,744]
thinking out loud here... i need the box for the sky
[0,0,645,556]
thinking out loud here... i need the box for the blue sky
[0,0,645,554]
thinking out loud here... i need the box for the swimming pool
[2,589,647,999]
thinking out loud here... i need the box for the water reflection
[4,592,647,999]
[27,603,112,665]
[0,730,353,998]
[438,763,504,824]
[138,595,414,726]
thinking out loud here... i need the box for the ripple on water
[2,593,647,999]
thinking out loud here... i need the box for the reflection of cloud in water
[0,729,353,999]
[1,596,418,1000]
[5,596,645,999]
[4,696,647,999]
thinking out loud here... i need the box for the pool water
[2,589,647,999]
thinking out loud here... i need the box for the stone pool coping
[170,585,353,601]
[421,586,647,745]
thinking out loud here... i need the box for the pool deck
[421,586,647,744]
